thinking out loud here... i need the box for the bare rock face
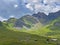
[33,11,60,24]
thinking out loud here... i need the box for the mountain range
[5,11,60,29]
[0,11,60,45]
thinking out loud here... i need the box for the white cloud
[0,16,7,21]
[9,15,15,18]
[23,0,60,15]
[14,4,18,8]
[26,3,33,10]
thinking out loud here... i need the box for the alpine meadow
[0,0,60,45]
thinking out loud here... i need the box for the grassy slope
[0,17,60,45]
[0,27,53,45]
[0,23,57,45]
[45,18,60,38]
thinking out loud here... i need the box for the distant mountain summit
[6,11,60,29]
[14,15,39,29]
[47,11,60,20]
[32,12,48,24]
[33,11,60,24]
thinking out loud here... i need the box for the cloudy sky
[0,0,60,21]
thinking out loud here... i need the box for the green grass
[0,25,58,45]
[0,19,60,45]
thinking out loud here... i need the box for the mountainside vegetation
[0,11,60,45]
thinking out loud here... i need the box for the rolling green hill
[0,25,54,45]
[45,17,60,38]
[0,13,60,45]
[0,21,58,45]
[7,17,17,27]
